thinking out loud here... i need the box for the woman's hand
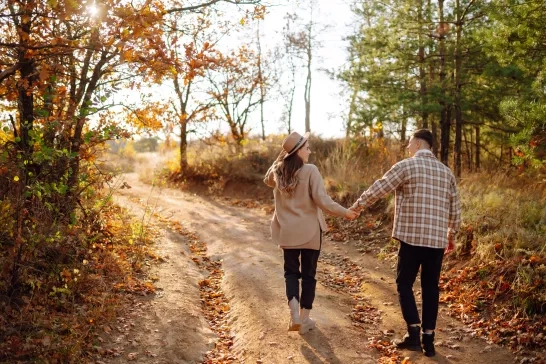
[345,209,359,220]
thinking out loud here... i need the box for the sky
[108,0,357,141]
[246,0,356,139]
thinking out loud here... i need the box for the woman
[264,131,358,334]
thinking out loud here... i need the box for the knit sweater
[264,163,348,250]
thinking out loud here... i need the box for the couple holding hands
[264,129,461,357]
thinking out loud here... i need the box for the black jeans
[283,236,321,309]
[396,241,445,331]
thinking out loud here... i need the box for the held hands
[345,208,359,220]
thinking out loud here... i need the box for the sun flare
[87,4,99,17]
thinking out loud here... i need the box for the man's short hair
[413,129,434,148]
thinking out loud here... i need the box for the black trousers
[283,235,321,309]
[396,241,445,331]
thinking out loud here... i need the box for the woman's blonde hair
[273,142,306,197]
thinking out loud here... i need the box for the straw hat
[282,131,310,159]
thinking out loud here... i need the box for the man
[350,129,461,357]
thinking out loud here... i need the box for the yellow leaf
[240,18,245,25]
[13,175,19,182]
[122,50,133,62]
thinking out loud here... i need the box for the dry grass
[458,172,546,260]
[164,137,281,191]
[317,137,400,206]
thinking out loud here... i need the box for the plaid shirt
[351,149,461,249]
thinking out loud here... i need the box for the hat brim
[283,132,310,159]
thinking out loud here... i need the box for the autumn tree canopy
[0,0,262,311]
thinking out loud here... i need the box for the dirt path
[105,154,516,364]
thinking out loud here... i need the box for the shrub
[458,172,546,261]
[317,136,399,206]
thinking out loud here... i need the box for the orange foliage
[126,103,164,131]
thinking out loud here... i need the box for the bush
[167,137,279,182]
[457,172,546,260]
[317,136,399,206]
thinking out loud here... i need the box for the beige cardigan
[264,163,348,250]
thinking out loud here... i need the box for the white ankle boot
[299,308,315,334]
[288,297,301,331]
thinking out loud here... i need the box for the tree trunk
[401,116,407,143]
[475,125,480,171]
[400,110,408,158]
[454,111,462,177]
[432,118,439,156]
[180,121,188,172]
[226,116,244,154]
[346,87,358,141]
[256,20,266,141]
[304,17,313,133]
[464,127,472,172]
[441,105,451,166]
[304,46,312,133]
[438,0,450,166]
[418,0,429,129]
[65,51,109,216]
[453,0,463,178]
[174,74,192,172]
[17,17,35,174]
[287,79,295,134]
[11,10,35,292]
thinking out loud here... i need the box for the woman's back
[265,163,347,248]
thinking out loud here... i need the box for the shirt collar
[414,149,434,157]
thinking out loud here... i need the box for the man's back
[392,150,460,248]
[352,149,461,248]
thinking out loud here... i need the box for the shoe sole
[395,345,422,351]
[288,323,301,331]
[299,325,315,334]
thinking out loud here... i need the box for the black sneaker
[394,326,422,351]
[422,332,435,357]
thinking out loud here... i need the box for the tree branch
[0,64,20,83]
[9,115,18,139]
[165,0,260,14]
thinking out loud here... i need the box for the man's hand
[445,236,455,255]
[345,209,359,220]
